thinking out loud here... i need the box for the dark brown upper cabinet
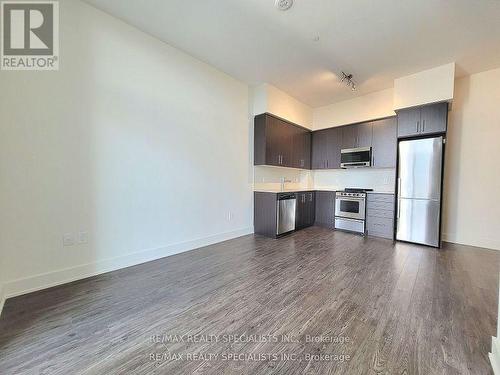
[291,126,311,169]
[341,122,373,149]
[357,122,374,148]
[371,117,397,168]
[254,113,311,169]
[312,127,341,169]
[420,103,448,135]
[397,102,448,138]
[311,129,327,169]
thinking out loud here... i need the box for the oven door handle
[336,198,364,202]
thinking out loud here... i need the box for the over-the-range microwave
[340,147,372,168]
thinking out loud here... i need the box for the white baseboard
[442,232,500,251]
[490,337,500,375]
[2,227,253,303]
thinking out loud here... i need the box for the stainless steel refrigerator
[396,136,444,247]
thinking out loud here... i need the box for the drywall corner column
[489,275,500,374]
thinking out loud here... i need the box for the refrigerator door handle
[397,178,401,196]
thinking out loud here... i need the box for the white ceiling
[84,0,500,107]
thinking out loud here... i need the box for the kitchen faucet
[280,177,292,192]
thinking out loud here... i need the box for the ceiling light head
[275,0,293,11]
[340,71,357,91]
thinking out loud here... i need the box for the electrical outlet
[78,231,89,244]
[63,233,74,246]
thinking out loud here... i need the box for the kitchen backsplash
[254,166,395,192]
[253,166,313,191]
[313,168,396,192]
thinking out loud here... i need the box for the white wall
[0,0,253,298]
[394,63,455,110]
[251,84,313,129]
[443,67,500,250]
[313,88,395,130]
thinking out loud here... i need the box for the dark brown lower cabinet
[254,192,278,238]
[295,192,315,229]
[255,191,318,238]
[314,191,336,229]
[366,193,395,240]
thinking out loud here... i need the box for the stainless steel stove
[334,188,372,234]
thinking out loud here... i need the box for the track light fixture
[340,71,356,91]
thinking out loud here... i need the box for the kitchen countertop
[254,188,395,194]
[254,188,317,193]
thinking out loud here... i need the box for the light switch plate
[63,233,74,246]
[78,231,89,244]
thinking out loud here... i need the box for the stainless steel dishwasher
[276,193,296,236]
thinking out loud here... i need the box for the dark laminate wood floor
[1,227,499,374]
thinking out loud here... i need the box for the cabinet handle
[422,120,425,132]
[326,160,329,168]
[416,121,420,133]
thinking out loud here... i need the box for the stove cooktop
[344,188,374,193]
